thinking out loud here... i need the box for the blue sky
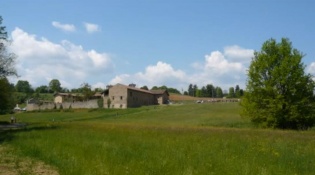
[2,0,315,92]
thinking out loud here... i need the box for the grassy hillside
[169,93,198,101]
[169,93,238,102]
[1,103,315,175]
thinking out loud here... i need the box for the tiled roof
[115,83,169,96]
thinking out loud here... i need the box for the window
[112,96,115,100]
[129,92,132,97]
[120,104,123,108]
[120,96,123,100]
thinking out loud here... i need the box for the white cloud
[307,62,315,82]
[91,82,107,90]
[204,51,243,74]
[224,45,254,62]
[110,74,131,85]
[108,46,254,91]
[9,28,113,88]
[11,28,66,60]
[8,29,255,92]
[307,62,315,74]
[109,62,186,89]
[83,22,100,33]
[136,61,185,83]
[88,50,110,67]
[190,45,253,90]
[52,21,76,32]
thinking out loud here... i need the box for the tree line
[9,79,103,104]
[185,84,244,98]
[144,85,181,94]
[12,79,99,94]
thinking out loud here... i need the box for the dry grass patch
[0,145,59,175]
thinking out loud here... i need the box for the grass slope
[1,103,315,175]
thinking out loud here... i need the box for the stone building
[54,93,81,103]
[102,84,169,109]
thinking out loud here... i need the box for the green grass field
[1,103,315,175]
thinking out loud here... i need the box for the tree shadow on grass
[0,123,60,144]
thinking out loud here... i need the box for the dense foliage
[49,79,62,92]
[0,16,17,78]
[186,83,242,98]
[151,85,181,94]
[15,80,33,93]
[0,16,17,114]
[0,78,14,114]
[241,38,315,129]
[80,82,94,100]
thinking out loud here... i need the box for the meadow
[1,102,315,175]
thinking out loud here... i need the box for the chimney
[129,83,136,87]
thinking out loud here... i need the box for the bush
[97,99,103,108]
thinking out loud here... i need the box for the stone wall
[127,89,156,108]
[26,99,99,111]
[26,103,56,111]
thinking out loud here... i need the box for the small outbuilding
[54,93,81,103]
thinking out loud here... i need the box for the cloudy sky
[2,0,315,92]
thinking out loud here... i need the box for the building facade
[54,93,81,103]
[102,84,169,109]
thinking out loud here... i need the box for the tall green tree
[228,87,235,98]
[80,83,94,100]
[188,84,193,96]
[235,85,241,98]
[196,89,202,97]
[94,87,104,92]
[193,84,198,97]
[239,89,244,97]
[49,79,61,92]
[140,85,149,90]
[215,87,223,98]
[0,16,17,78]
[167,87,181,94]
[151,85,181,94]
[0,16,18,114]
[206,84,215,97]
[0,78,14,114]
[35,85,49,93]
[151,86,158,90]
[15,80,33,93]
[201,86,207,97]
[241,38,315,129]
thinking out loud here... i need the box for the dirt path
[0,123,27,131]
